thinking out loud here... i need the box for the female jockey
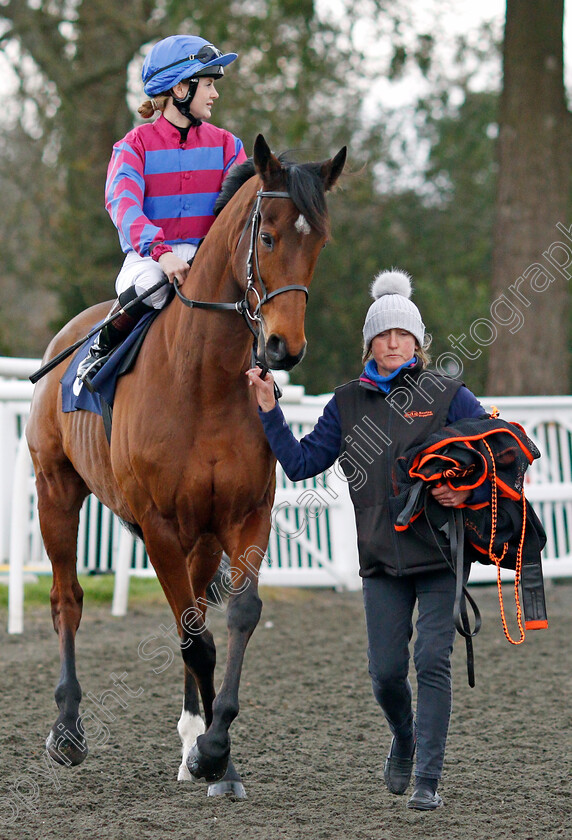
[78,34,247,386]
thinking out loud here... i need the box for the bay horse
[26,134,346,797]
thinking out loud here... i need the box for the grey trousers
[362,569,458,781]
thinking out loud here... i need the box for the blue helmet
[142,35,237,96]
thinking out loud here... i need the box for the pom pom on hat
[363,267,425,351]
[370,269,413,301]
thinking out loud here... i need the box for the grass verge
[0,573,166,610]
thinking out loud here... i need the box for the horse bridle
[173,189,310,341]
[173,189,311,388]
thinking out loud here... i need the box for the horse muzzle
[261,334,307,370]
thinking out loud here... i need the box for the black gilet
[334,363,462,577]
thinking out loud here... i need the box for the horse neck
[162,194,255,384]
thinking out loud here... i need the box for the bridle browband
[173,189,310,343]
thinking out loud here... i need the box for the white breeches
[115,244,198,309]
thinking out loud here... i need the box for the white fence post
[111,528,134,617]
[0,381,36,564]
[322,466,361,590]
[0,400,10,564]
[8,433,31,634]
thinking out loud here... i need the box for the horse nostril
[263,335,306,370]
[265,335,287,364]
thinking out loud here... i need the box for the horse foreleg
[176,666,206,781]
[35,468,89,766]
[140,525,222,784]
[176,666,245,797]
[187,529,264,795]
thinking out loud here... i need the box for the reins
[423,497,482,688]
[421,438,528,686]
[483,406,528,643]
[173,188,309,378]
[422,435,528,684]
[482,438,527,646]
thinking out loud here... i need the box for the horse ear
[321,146,347,192]
[253,134,283,183]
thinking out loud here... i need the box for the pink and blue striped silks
[105,114,247,257]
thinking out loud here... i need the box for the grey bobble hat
[362,269,425,351]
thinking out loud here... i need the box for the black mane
[214,159,256,216]
[214,153,329,237]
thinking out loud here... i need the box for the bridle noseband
[173,189,310,339]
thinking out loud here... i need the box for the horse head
[235,134,346,371]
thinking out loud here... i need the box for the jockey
[78,34,247,387]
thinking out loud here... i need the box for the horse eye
[260,232,274,250]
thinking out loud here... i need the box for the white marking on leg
[295,214,311,235]
[177,709,205,781]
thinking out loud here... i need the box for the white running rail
[2,357,571,632]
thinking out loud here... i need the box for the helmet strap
[171,79,201,125]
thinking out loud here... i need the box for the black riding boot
[77,289,153,390]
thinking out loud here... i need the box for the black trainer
[383,732,416,795]
[407,782,443,811]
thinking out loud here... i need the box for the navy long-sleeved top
[259,379,488,503]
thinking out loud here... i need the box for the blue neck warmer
[361,357,417,393]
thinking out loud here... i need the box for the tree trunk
[54,1,162,319]
[487,0,571,395]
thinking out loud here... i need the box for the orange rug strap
[483,439,526,646]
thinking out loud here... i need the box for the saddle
[392,414,548,686]
[60,310,160,441]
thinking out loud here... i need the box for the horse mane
[214,159,256,216]
[214,153,330,237]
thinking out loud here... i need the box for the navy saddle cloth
[60,311,158,415]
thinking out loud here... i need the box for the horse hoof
[186,742,228,784]
[46,729,88,767]
[207,780,247,799]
